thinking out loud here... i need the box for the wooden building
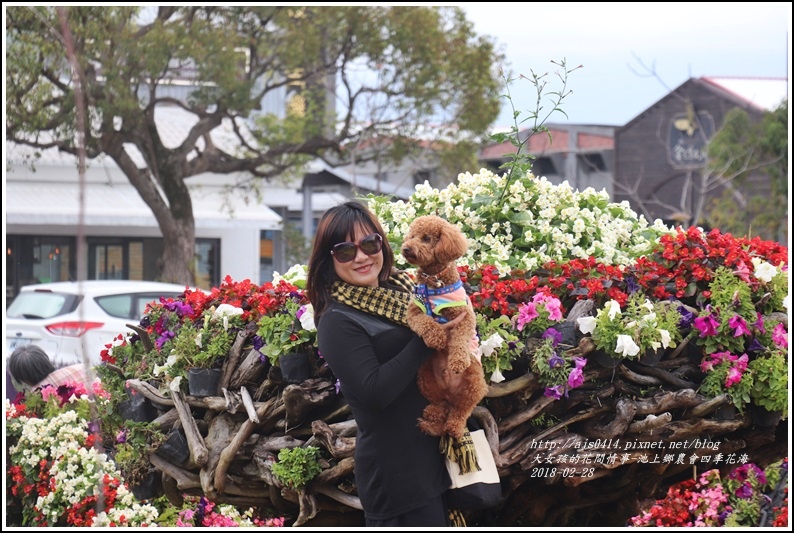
[614,76,787,235]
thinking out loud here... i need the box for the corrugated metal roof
[701,77,788,111]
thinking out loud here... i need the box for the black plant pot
[750,404,782,428]
[130,469,162,501]
[638,348,664,366]
[187,368,222,397]
[279,351,311,384]
[155,428,190,465]
[591,349,622,369]
[119,389,157,423]
[555,321,580,348]
[714,404,738,421]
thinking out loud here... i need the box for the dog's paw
[447,353,471,373]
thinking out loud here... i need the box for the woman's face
[332,226,383,288]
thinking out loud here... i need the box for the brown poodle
[401,215,489,439]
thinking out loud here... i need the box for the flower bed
[5,169,789,527]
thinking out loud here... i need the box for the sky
[460,2,791,128]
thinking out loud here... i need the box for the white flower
[605,300,622,320]
[783,293,790,312]
[752,258,778,283]
[658,329,672,349]
[577,316,597,335]
[213,303,244,331]
[479,333,504,359]
[489,367,506,384]
[615,335,640,357]
[298,303,316,331]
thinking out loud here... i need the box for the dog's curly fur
[401,215,489,439]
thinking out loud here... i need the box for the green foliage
[748,350,788,417]
[256,299,316,366]
[694,266,757,355]
[489,59,581,202]
[271,446,322,490]
[584,292,682,360]
[476,313,523,382]
[700,361,754,414]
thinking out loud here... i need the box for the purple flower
[746,337,765,352]
[164,300,194,317]
[694,313,720,337]
[542,327,563,347]
[548,351,565,369]
[735,482,753,499]
[155,330,175,350]
[728,315,750,337]
[116,429,128,444]
[544,385,564,400]
[754,313,766,334]
[252,335,265,351]
[677,305,696,329]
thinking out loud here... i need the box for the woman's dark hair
[7,345,55,386]
[306,200,394,320]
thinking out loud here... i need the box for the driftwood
[126,304,787,527]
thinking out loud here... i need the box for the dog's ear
[434,219,469,263]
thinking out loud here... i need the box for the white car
[5,280,196,368]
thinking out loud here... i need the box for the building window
[533,157,557,177]
[578,153,607,172]
[195,239,220,290]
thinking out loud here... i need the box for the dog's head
[400,215,469,269]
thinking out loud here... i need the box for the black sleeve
[317,310,430,410]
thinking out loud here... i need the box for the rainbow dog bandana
[413,280,469,324]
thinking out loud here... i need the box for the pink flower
[728,315,750,337]
[515,302,539,330]
[694,314,720,337]
[772,323,788,348]
[567,357,587,389]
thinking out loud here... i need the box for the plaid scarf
[330,270,414,326]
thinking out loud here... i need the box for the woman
[306,201,465,527]
[7,344,92,394]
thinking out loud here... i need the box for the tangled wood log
[125,310,786,527]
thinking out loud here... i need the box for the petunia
[515,302,539,330]
[544,385,564,400]
[567,358,586,389]
[489,367,506,384]
[658,329,671,349]
[677,306,695,329]
[772,323,788,348]
[605,300,622,320]
[577,316,597,335]
[615,335,640,357]
[694,314,720,337]
[728,315,750,337]
[542,327,563,346]
[298,304,316,331]
[752,258,778,283]
[548,351,565,369]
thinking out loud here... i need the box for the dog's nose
[401,245,412,255]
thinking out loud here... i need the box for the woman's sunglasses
[331,233,383,263]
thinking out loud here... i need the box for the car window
[6,292,75,319]
[95,294,135,319]
[133,293,180,319]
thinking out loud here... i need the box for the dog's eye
[422,235,432,243]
